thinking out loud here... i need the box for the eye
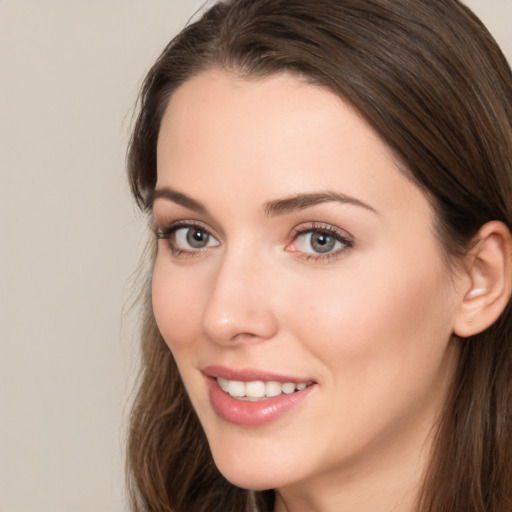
[157,222,220,255]
[287,224,353,259]
[175,226,218,249]
[295,230,342,254]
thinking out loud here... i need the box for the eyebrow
[264,191,378,217]
[151,187,377,216]
[151,187,208,214]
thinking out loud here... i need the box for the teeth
[282,382,296,394]
[218,377,230,392]
[227,380,245,398]
[246,381,266,398]
[265,381,282,397]
[216,378,312,399]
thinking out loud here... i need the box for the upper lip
[202,364,314,383]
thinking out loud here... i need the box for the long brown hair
[126,1,512,510]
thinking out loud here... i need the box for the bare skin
[152,70,466,512]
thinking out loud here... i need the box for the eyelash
[156,220,353,261]
[156,220,217,258]
[288,223,354,262]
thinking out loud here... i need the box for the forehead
[156,69,430,221]
[158,70,352,163]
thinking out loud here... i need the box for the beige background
[1,1,511,511]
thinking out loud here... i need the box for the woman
[126,1,512,511]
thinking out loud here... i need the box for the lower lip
[207,377,315,427]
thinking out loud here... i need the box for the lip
[203,365,312,383]
[203,365,316,427]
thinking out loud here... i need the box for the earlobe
[453,221,512,338]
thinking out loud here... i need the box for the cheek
[151,257,205,351]
[279,254,459,456]
[284,251,456,381]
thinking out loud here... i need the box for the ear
[454,221,512,338]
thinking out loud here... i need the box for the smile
[205,368,317,426]
[217,377,313,400]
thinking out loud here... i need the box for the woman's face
[152,70,462,496]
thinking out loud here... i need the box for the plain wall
[1,1,511,511]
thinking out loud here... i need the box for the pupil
[187,228,208,248]
[311,232,335,253]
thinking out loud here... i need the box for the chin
[215,464,283,491]
[208,438,304,491]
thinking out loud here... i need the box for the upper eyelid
[157,219,216,235]
[291,222,353,240]
[155,218,353,247]
[153,211,225,240]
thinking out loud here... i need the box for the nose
[201,250,279,346]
